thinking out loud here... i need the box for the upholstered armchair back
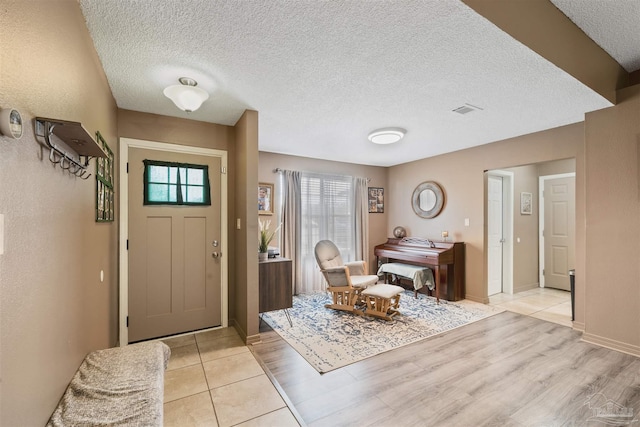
[314,240,344,270]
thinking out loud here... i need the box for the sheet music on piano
[401,237,436,248]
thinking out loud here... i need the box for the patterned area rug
[261,290,505,373]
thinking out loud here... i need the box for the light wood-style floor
[252,310,640,426]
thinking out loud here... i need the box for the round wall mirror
[412,181,444,218]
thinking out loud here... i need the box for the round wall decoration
[0,108,23,139]
[411,181,445,219]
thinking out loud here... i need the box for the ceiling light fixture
[163,77,209,112]
[368,127,406,145]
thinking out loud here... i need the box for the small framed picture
[95,131,114,222]
[521,192,532,215]
[258,182,274,215]
[368,187,384,213]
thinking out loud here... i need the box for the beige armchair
[314,240,404,320]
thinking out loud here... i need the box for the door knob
[212,252,221,258]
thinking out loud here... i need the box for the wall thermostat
[0,108,23,139]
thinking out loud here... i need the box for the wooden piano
[374,237,465,301]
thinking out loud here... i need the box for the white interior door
[542,175,575,291]
[488,175,503,296]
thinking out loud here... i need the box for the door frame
[486,170,514,295]
[538,172,575,288]
[119,137,229,346]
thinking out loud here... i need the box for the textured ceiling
[79,0,626,167]
[551,0,640,73]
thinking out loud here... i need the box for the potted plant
[259,218,279,261]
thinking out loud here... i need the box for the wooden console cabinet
[259,257,293,313]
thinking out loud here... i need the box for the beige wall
[583,85,640,354]
[258,152,388,273]
[0,1,118,425]
[506,164,541,292]
[388,123,585,307]
[233,111,260,342]
[117,109,235,150]
[537,158,575,177]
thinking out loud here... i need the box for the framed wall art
[520,192,532,215]
[368,187,384,213]
[258,182,274,215]
[96,131,114,222]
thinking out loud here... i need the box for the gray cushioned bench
[47,341,171,427]
[377,262,436,301]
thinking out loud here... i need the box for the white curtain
[280,170,301,296]
[280,169,369,294]
[296,171,368,293]
[353,177,370,268]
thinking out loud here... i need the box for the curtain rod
[273,167,370,182]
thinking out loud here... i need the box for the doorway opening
[485,159,575,327]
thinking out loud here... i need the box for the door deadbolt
[212,240,219,247]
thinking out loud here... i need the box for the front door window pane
[144,160,211,206]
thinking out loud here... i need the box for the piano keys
[374,237,465,301]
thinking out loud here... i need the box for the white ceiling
[79,0,637,167]
[550,0,640,73]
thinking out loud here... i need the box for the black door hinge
[126,316,129,327]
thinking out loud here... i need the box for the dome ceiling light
[163,77,209,112]
[368,127,406,145]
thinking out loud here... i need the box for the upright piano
[374,237,465,301]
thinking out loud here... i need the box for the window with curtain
[300,172,356,292]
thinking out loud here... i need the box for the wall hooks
[49,148,61,164]
[46,147,91,179]
[60,155,71,170]
[35,117,106,179]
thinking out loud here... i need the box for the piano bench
[377,262,437,302]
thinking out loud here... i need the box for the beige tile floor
[161,327,301,427]
[489,287,573,327]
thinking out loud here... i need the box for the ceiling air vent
[452,103,483,115]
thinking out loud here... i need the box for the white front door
[488,175,503,296]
